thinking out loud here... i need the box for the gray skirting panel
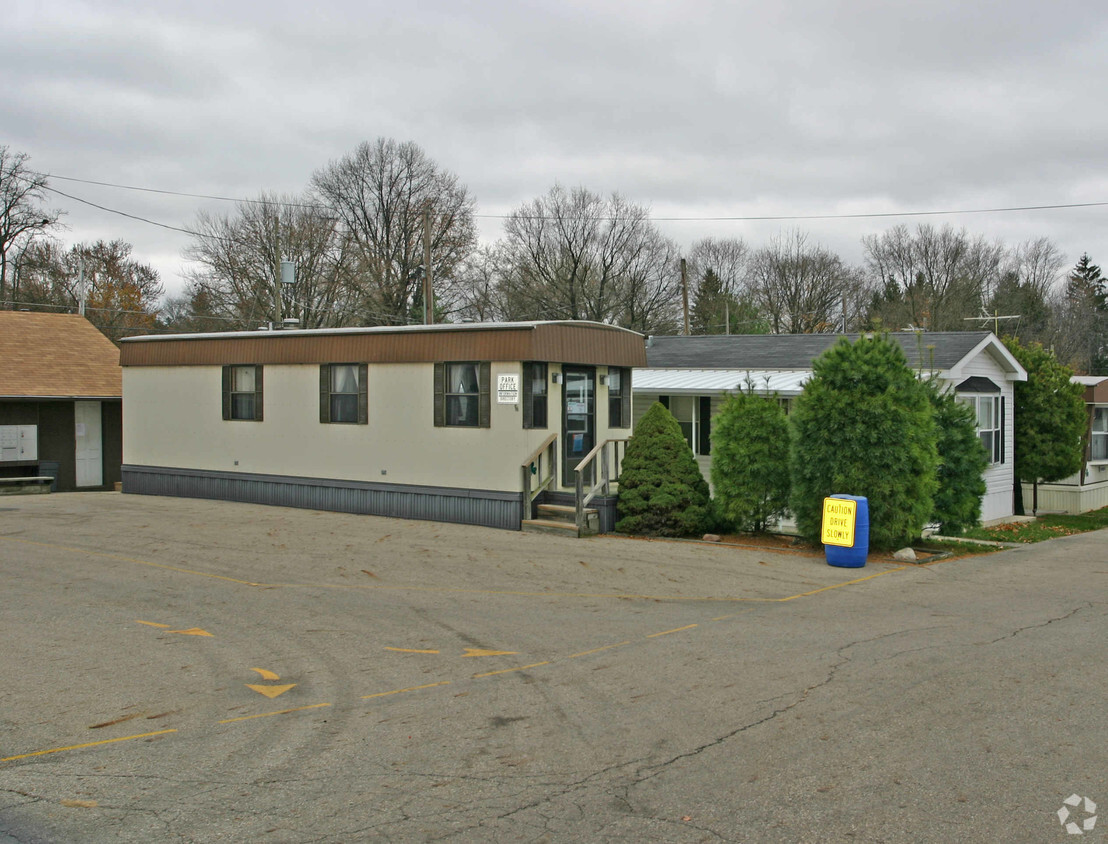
[537,490,620,533]
[122,465,523,530]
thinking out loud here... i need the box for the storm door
[561,367,596,486]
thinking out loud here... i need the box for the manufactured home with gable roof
[634,331,1027,524]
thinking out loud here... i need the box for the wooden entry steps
[521,503,600,537]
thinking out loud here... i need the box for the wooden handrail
[521,433,558,522]
[574,437,629,533]
[521,432,558,470]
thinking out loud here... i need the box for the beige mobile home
[119,321,645,530]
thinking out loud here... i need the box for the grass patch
[957,505,1108,544]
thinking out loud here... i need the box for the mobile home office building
[120,321,645,529]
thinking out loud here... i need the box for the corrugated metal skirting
[122,465,523,530]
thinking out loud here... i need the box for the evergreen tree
[615,402,712,536]
[1004,337,1088,514]
[690,268,733,334]
[1067,253,1107,310]
[789,335,939,549]
[710,385,791,533]
[923,379,987,534]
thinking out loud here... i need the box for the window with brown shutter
[222,365,263,421]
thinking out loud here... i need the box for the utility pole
[725,299,730,335]
[77,253,86,317]
[274,226,282,328]
[423,207,434,325]
[681,258,689,335]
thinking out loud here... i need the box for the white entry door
[74,401,103,488]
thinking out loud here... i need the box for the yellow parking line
[218,703,331,724]
[646,624,698,638]
[0,729,177,763]
[362,681,452,700]
[473,662,550,678]
[567,641,631,658]
[779,566,908,600]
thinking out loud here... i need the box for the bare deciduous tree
[687,237,750,299]
[862,224,1004,331]
[443,244,507,323]
[0,146,62,306]
[496,185,680,332]
[184,192,351,329]
[747,230,859,333]
[311,138,477,325]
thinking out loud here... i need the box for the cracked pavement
[0,493,1104,842]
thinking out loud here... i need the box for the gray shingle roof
[644,332,993,371]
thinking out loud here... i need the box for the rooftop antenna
[963,311,1020,336]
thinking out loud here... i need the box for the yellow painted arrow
[250,667,281,680]
[246,683,296,699]
[462,648,519,658]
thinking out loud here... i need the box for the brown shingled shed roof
[0,312,122,398]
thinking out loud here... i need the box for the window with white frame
[1092,407,1107,461]
[661,395,713,455]
[958,394,1003,464]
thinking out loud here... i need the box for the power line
[35,171,322,210]
[32,169,1108,223]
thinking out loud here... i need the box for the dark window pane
[533,396,547,429]
[331,394,359,423]
[609,396,622,427]
[447,395,478,427]
[231,394,255,420]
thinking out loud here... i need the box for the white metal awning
[634,369,811,396]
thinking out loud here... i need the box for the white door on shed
[74,401,103,488]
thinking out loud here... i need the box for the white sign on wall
[497,373,520,404]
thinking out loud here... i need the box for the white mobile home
[634,332,1027,524]
[120,321,645,530]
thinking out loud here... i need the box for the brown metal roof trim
[119,321,647,368]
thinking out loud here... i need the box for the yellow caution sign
[821,497,857,547]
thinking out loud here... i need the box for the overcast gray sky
[6,0,1107,300]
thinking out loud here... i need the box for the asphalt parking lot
[0,492,1104,843]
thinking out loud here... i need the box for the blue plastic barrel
[824,494,869,568]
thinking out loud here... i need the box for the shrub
[615,402,712,536]
[1004,337,1088,514]
[924,378,987,534]
[711,386,791,533]
[789,335,939,549]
